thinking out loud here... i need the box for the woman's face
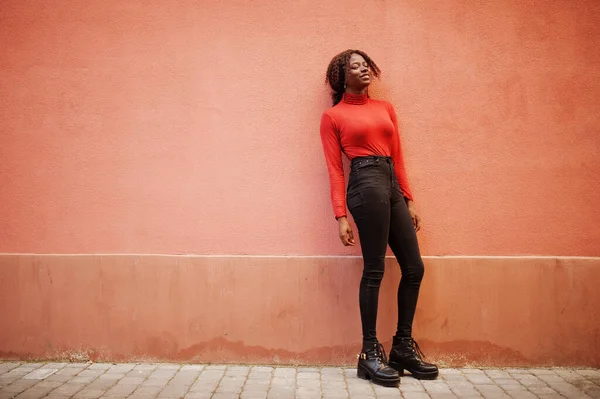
[345,53,371,91]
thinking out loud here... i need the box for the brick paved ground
[0,362,598,399]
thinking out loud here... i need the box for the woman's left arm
[387,103,421,232]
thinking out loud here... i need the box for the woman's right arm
[319,112,355,246]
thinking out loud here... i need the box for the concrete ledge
[0,255,598,367]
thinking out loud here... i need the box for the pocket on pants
[346,187,363,211]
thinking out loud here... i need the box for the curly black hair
[325,49,381,106]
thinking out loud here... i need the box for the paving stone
[65,363,91,369]
[581,384,600,398]
[226,366,250,375]
[298,368,319,373]
[42,363,69,370]
[107,364,136,374]
[126,369,153,378]
[141,377,171,387]
[184,392,213,399]
[215,385,243,394]
[150,368,179,379]
[204,365,227,370]
[55,367,86,377]
[44,373,72,383]
[245,380,271,390]
[212,393,243,399]
[132,385,163,396]
[401,383,427,392]
[321,367,344,374]
[529,369,557,376]
[133,364,158,371]
[72,388,108,398]
[321,380,346,389]
[297,372,320,379]
[103,383,138,396]
[181,365,204,371]
[190,378,219,390]
[321,390,349,398]
[545,381,590,397]
[296,378,320,388]
[402,393,432,399]
[88,363,112,370]
[2,379,38,393]
[23,368,58,380]
[466,375,495,385]
[86,378,118,390]
[273,368,296,377]
[117,376,145,385]
[525,385,559,395]
[78,369,106,378]
[69,376,98,384]
[497,383,527,392]
[267,387,295,399]
[553,369,587,382]
[158,383,192,397]
[197,369,225,379]
[97,373,125,381]
[49,382,87,396]
[15,388,53,399]
[16,363,45,371]
[429,393,458,399]
[422,381,453,394]
[506,392,537,399]
[578,369,600,379]
[485,370,511,379]
[240,390,269,399]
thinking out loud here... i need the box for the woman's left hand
[406,200,422,232]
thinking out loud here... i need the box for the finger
[415,216,422,232]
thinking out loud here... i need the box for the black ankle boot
[357,342,400,387]
[388,337,438,380]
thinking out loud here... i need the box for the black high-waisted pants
[346,156,425,344]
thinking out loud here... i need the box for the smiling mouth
[360,74,370,78]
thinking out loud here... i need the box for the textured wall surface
[1,0,599,256]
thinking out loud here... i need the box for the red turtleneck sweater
[320,92,413,219]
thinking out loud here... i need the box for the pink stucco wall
[1,0,599,256]
[1,0,599,367]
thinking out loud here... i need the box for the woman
[319,50,438,387]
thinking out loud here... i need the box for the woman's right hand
[337,217,355,246]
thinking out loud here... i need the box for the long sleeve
[387,103,414,201]
[319,112,347,218]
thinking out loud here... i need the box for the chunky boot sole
[357,365,400,387]
[388,361,438,380]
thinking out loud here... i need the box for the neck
[345,87,368,95]
[342,91,369,105]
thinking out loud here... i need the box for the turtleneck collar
[342,92,369,105]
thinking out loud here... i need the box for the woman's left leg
[386,185,439,380]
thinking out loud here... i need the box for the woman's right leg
[351,195,390,347]
[347,160,399,387]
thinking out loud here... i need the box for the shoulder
[321,103,345,124]
[370,98,395,111]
